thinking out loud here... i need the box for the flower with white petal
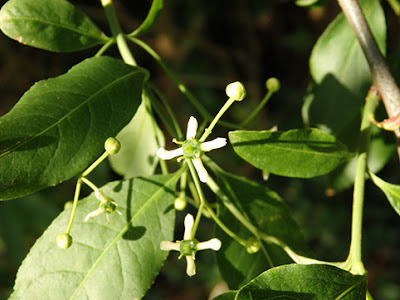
[156,116,227,183]
[84,189,121,224]
[160,214,222,277]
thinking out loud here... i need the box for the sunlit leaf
[236,264,366,300]
[11,173,180,299]
[108,94,164,178]
[229,129,354,178]
[0,0,109,52]
[0,57,148,200]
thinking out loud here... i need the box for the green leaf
[213,291,237,300]
[229,129,354,178]
[369,172,400,216]
[213,169,309,289]
[327,128,395,193]
[108,93,164,178]
[304,0,386,149]
[0,56,148,200]
[130,0,163,37]
[0,0,109,52]
[11,173,179,299]
[236,264,367,300]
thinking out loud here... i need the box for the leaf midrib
[0,69,142,159]
[1,15,108,41]
[69,171,182,299]
[234,140,350,159]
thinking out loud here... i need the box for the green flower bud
[226,81,246,101]
[246,237,261,254]
[56,233,73,249]
[265,77,280,93]
[64,201,73,210]
[174,197,187,211]
[104,137,121,155]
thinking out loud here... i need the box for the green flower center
[99,200,116,214]
[180,240,197,256]
[182,139,202,159]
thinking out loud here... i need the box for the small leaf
[229,129,354,178]
[130,0,163,37]
[369,172,400,216]
[0,0,109,52]
[236,264,367,300]
[305,0,386,149]
[213,170,309,289]
[108,93,164,178]
[11,173,180,299]
[0,57,148,200]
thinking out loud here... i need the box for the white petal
[196,238,222,251]
[184,214,194,240]
[186,116,198,140]
[192,158,208,183]
[160,241,180,251]
[156,147,183,160]
[200,138,227,152]
[84,208,103,222]
[185,256,196,277]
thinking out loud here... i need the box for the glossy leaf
[236,264,367,300]
[130,0,163,37]
[305,0,386,149]
[369,172,400,216]
[213,169,309,289]
[11,173,179,299]
[229,129,354,178]
[0,57,148,200]
[108,94,164,178]
[0,0,109,52]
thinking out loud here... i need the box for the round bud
[246,237,261,254]
[226,81,246,101]
[265,77,280,92]
[56,233,73,249]
[174,197,187,211]
[104,137,121,155]
[64,201,73,210]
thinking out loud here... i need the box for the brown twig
[337,0,400,160]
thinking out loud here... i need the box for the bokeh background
[0,0,399,299]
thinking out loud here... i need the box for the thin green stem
[95,38,115,57]
[199,98,236,142]
[117,34,137,66]
[187,160,206,238]
[240,90,273,127]
[81,177,99,191]
[82,152,109,177]
[148,83,184,140]
[102,1,137,66]
[387,0,400,16]
[346,90,379,275]
[128,37,211,120]
[65,180,82,234]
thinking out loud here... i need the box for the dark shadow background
[1,0,400,299]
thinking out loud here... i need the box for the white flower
[84,189,121,223]
[156,116,227,183]
[160,214,222,277]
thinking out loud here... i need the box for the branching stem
[337,0,400,159]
